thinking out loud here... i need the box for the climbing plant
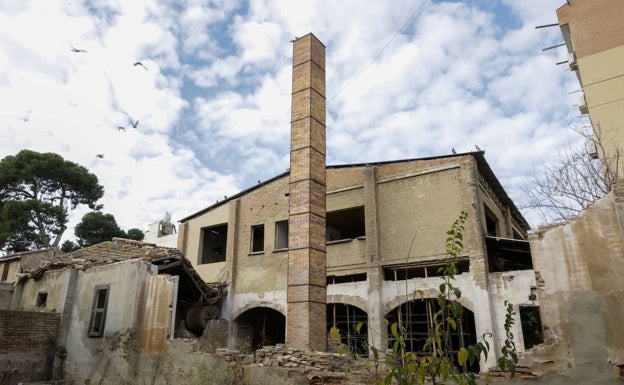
[332,211,519,384]
[379,211,518,385]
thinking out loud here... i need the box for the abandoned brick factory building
[176,33,535,369]
[4,3,624,381]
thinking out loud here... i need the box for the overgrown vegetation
[332,211,519,384]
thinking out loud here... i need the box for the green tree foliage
[75,211,144,247]
[74,212,145,247]
[125,228,145,241]
[0,150,104,253]
[60,239,79,253]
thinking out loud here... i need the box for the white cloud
[0,0,585,242]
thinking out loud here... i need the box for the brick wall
[0,310,60,385]
[287,33,327,351]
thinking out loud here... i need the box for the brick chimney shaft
[286,33,327,351]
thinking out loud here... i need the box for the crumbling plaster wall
[16,268,71,312]
[0,282,13,310]
[488,270,539,355]
[527,188,624,380]
[62,260,166,383]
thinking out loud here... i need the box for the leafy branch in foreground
[381,211,517,384]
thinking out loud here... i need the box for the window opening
[383,259,470,281]
[327,273,367,285]
[251,224,265,253]
[485,236,533,272]
[275,220,289,250]
[36,292,48,309]
[327,303,368,357]
[326,206,365,242]
[484,206,498,237]
[88,285,110,337]
[387,299,478,372]
[519,306,543,349]
[1,263,8,281]
[200,224,228,264]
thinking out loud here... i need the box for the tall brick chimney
[286,33,327,351]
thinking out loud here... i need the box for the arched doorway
[236,307,285,351]
[386,299,478,371]
[327,303,368,357]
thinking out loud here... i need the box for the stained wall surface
[527,186,624,379]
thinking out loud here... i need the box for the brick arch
[231,301,285,321]
[327,294,368,313]
[382,290,475,316]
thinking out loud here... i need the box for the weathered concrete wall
[0,283,13,310]
[61,260,159,382]
[488,270,538,355]
[0,310,60,385]
[528,189,624,380]
[17,268,71,312]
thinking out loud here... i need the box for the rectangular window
[275,220,289,250]
[251,224,265,253]
[88,285,110,337]
[200,224,228,264]
[36,292,48,309]
[484,205,499,237]
[519,306,544,349]
[326,206,366,242]
[1,263,8,281]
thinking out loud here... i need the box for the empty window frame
[326,206,365,242]
[485,236,533,272]
[383,259,470,281]
[200,224,228,264]
[88,285,110,337]
[484,205,499,237]
[327,273,367,285]
[251,224,265,253]
[36,292,48,309]
[275,220,289,250]
[519,306,544,349]
[1,263,8,281]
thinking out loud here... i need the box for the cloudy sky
[0,0,583,241]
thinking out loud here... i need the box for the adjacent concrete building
[558,0,624,176]
[176,33,536,370]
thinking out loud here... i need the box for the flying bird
[133,61,148,71]
[117,126,126,132]
[475,145,483,152]
[70,45,87,53]
[96,154,104,159]
[130,119,139,128]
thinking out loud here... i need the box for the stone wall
[0,310,60,385]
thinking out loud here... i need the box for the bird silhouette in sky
[117,126,126,132]
[133,61,148,71]
[475,144,483,152]
[451,148,457,154]
[70,45,87,53]
[96,154,104,159]
[130,119,139,128]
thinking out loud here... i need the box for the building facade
[558,0,624,176]
[176,34,536,369]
